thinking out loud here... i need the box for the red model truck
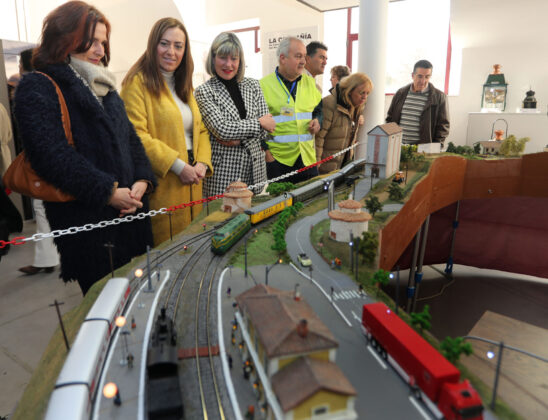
[362,302,484,420]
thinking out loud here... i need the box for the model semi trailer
[362,302,484,420]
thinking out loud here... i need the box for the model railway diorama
[39,148,544,419]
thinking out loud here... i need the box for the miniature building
[328,199,372,242]
[479,140,503,155]
[235,285,357,420]
[366,122,403,179]
[417,142,441,154]
[221,181,253,213]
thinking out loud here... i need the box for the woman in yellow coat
[121,18,212,246]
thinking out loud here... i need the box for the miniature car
[297,253,312,267]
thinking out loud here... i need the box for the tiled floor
[0,220,82,419]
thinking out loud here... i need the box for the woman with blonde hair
[194,32,274,196]
[121,18,212,246]
[316,72,373,174]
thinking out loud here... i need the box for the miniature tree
[400,144,417,164]
[266,182,295,196]
[473,142,481,154]
[445,142,457,153]
[410,305,431,334]
[358,232,378,265]
[388,183,404,201]
[500,135,530,156]
[441,336,473,364]
[371,269,390,287]
[365,196,383,217]
[270,202,303,252]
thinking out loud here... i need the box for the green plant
[271,202,303,252]
[388,183,404,201]
[410,305,432,334]
[365,196,383,217]
[358,232,378,265]
[500,135,530,156]
[446,142,457,153]
[371,269,390,287]
[441,336,473,364]
[400,144,418,163]
[266,182,295,196]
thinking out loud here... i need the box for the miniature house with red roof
[328,199,372,242]
[366,122,402,179]
[221,181,253,213]
[235,285,357,419]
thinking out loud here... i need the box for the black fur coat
[15,63,156,293]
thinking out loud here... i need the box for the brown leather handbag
[3,72,74,202]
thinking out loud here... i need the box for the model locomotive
[146,307,183,420]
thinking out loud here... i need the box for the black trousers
[266,155,318,184]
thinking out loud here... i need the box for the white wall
[205,0,323,76]
[444,0,548,146]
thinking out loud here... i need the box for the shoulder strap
[35,71,74,146]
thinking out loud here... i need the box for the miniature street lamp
[308,265,313,282]
[135,268,145,308]
[145,246,154,293]
[265,258,282,285]
[103,382,122,406]
[349,232,354,273]
[391,268,400,314]
[245,229,258,278]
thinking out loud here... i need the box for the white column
[356,0,389,159]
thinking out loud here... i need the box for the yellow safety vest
[260,72,322,167]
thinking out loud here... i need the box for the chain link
[0,140,365,249]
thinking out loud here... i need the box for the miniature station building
[478,140,503,155]
[235,285,357,420]
[328,200,372,243]
[365,122,402,179]
[222,181,253,213]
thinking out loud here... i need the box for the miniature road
[280,178,499,420]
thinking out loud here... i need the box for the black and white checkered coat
[195,77,268,196]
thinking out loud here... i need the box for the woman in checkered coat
[195,32,275,197]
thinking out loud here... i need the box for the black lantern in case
[481,64,507,111]
[522,89,537,109]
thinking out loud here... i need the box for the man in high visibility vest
[260,37,323,184]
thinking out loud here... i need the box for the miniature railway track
[195,256,226,420]
[157,232,228,419]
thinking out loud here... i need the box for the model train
[147,307,183,420]
[45,277,131,420]
[362,302,484,420]
[211,158,367,254]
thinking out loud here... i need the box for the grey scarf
[69,56,117,98]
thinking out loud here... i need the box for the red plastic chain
[0,236,26,248]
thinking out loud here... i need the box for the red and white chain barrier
[0,142,358,249]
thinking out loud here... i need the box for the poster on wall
[263,26,318,76]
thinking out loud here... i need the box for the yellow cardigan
[121,73,212,246]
